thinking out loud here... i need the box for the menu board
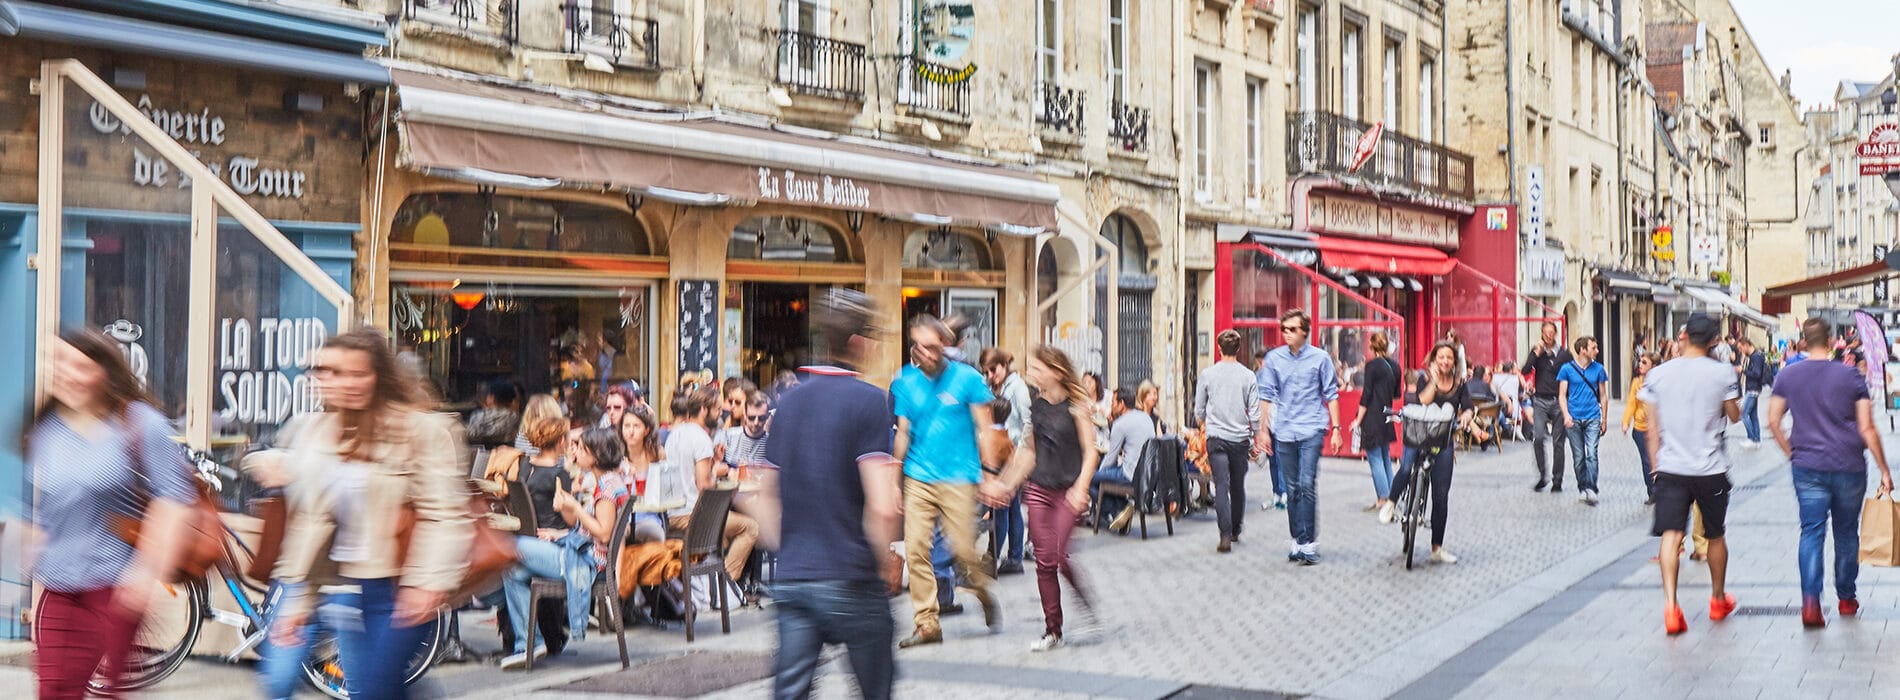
[678,279,720,375]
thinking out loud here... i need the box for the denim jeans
[1365,444,1395,500]
[1205,436,1251,538]
[1564,418,1602,493]
[770,580,894,700]
[502,535,599,654]
[260,583,319,700]
[1742,392,1762,443]
[929,528,955,606]
[1531,396,1568,484]
[1275,434,1324,545]
[1091,465,1133,514]
[991,492,1025,563]
[322,579,430,700]
[1793,468,1867,602]
[1632,430,1655,498]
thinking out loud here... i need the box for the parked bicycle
[78,450,447,698]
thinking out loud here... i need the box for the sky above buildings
[1730,0,1899,109]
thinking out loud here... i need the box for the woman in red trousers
[983,346,1099,652]
[26,329,196,699]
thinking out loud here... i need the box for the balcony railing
[1108,99,1150,152]
[1037,84,1084,135]
[898,56,970,117]
[403,0,518,43]
[1286,110,1474,201]
[563,2,660,69]
[775,30,867,101]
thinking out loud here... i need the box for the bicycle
[81,450,447,698]
[1395,406,1457,571]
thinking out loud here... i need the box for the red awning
[1316,237,1456,276]
[1761,261,1894,314]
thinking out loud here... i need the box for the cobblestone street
[14,401,1890,698]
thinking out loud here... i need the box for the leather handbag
[244,496,288,584]
[108,412,225,583]
[394,487,519,601]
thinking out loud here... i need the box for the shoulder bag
[108,410,225,583]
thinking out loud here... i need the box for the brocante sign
[1307,193,1458,248]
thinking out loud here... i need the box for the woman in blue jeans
[1354,334,1403,514]
[271,329,471,700]
[500,427,632,669]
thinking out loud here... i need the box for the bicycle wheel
[302,610,448,699]
[1401,454,1431,570]
[83,577,207,693]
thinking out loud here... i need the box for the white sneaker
[1030,634,1063,652]
[1582,490,1599,506]
[499,644,547,670]
[1431,548,1459,565]
[1378,501,1395,524]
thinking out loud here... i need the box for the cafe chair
[525,503,637,670]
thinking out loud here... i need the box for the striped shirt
[29,402,196,592]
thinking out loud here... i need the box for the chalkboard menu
[678,279,720,375]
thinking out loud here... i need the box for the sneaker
[1274,495,1288,510]
[1533,479,1548,492]
[1802,600,1825,628]
[499,644,547,670]
[1110,505,1137,533]
[1431,548,1459,565]
[1664,605,1687,635]
[1299,551,1319,566]
[997,559,1025,576]
[1378,501,1396,524]
[1709,593,1737,621]
[1029,634,1063,652]
[1840,598,1860,617]
[1582,490,1599,506]
[1287,543,1301,562]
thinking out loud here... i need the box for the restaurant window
[728,216,851,262]
[903,228,995,270]
[390,193,649,266]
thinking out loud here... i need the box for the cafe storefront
[372,71,1056,406]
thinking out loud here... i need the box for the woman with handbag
[270,328,472,700]
[982,346,1100,652]
[1380,342,1478,565]
[24,329,197,699]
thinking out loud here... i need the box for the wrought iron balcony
[563,2,660,69]
[1108,99,1149,152]
[1037,84,1084,135]
[403,0,518,43]
[775,30,867,101]
[1286,110,1474,201]
[898,56,970,117]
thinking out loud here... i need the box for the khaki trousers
[668,511,759,582]
[902,478,995,632]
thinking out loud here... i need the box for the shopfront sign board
[1307,193,1457,248]
[1857,123,1900,176]
[1525,166,1545,248]
[1522,247,1566,297]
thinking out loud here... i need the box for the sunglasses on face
[744,414,768,423]
[1282,325,1304,333]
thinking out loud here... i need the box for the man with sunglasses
[718,390,773,472]
[1255,310,1342,565]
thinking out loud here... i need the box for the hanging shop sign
[1307,193,1457,248]
[1525,166,1546,248]
[1651,225,1676,262]
[1857,124,1900,176]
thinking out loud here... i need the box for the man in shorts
[1639,314,1742,635]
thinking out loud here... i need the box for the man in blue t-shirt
[1767,318,1896,628]
[1557,335,1611,505]
[890,314,999,648]
[762,289,901,699]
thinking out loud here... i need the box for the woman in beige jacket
[269,328,470,700]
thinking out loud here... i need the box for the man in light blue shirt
[1557,335,1611,506]
[1255,310,1342,565]
[891,315,998,647]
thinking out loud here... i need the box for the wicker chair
[524,502,636,670]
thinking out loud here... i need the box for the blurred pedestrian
[271,328,471,699]
[1621,352,1658,505]
[985,346,1100,651]
[979,348,1031,575]
[25,329,197,700]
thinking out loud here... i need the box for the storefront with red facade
[1214,188,1560,458]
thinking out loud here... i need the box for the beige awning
[390,70,1059,231]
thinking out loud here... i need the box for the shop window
[903,228,995,270]
[729,216,850,262]
[391,192,648,256]
[1229,246,1306,321]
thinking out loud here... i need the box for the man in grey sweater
[1094,387,1157,532]
[1195,329,1263,553]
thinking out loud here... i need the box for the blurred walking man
[1641,315,1742,635]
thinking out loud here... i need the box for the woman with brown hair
[25,329,197,699]
[270,328,471,699]
[1354,332,1403,514]
[1380,342,1478,564]
[983,346,1099,652]
[616,405,669,544]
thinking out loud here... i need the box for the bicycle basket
[1399,404,1457,448]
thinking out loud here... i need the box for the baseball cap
[1684,313,1720,348]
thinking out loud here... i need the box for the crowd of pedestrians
[24,296,1900,700]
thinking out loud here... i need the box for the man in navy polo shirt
[763,290,902,699]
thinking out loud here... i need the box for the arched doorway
[901,227,1003,361]
[1099,213,1155,391]
[725,215,860,385]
